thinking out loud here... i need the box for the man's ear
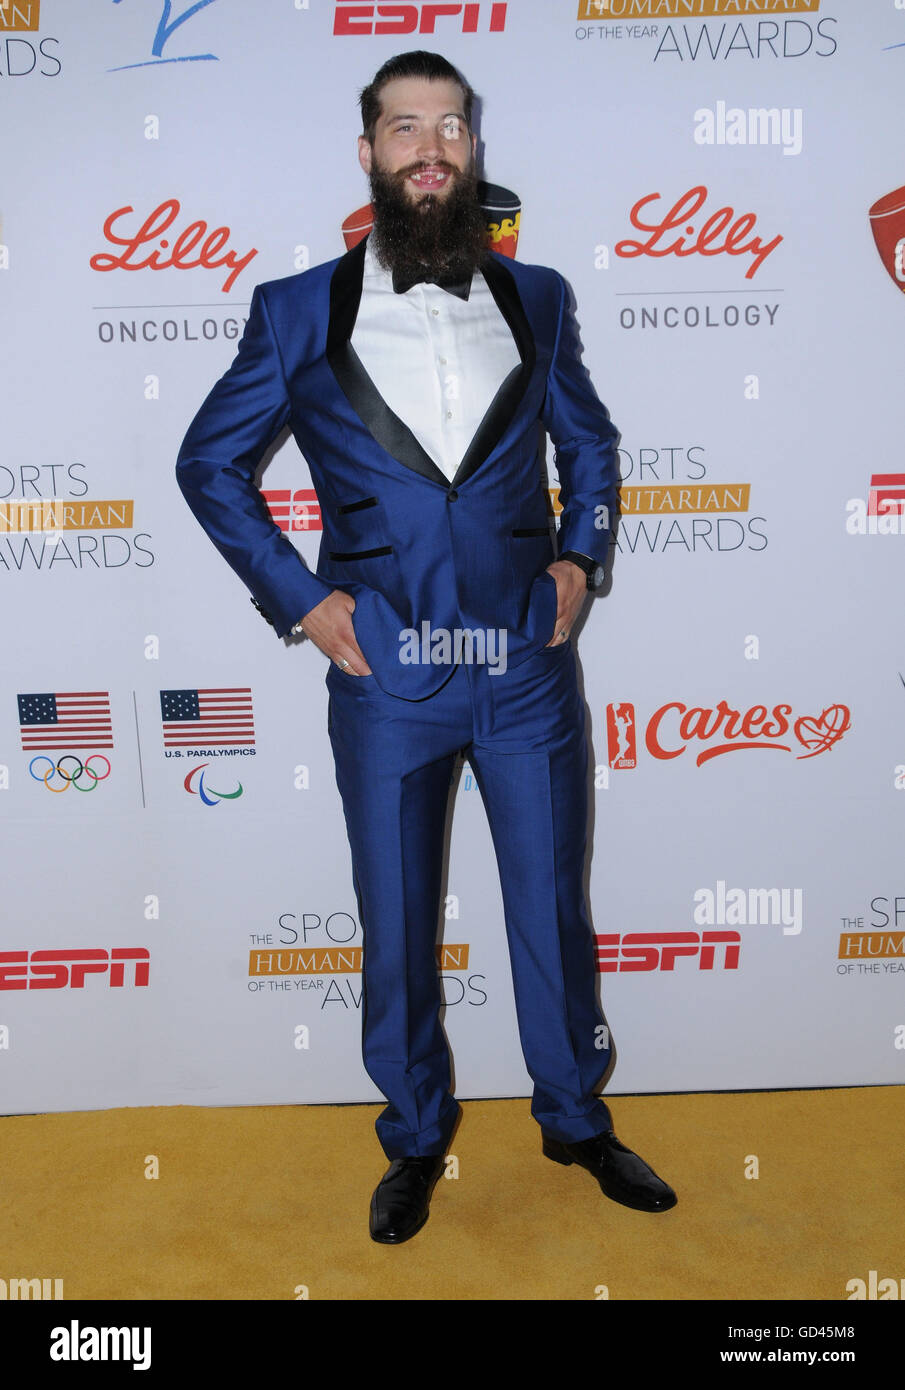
[358,136,373,176]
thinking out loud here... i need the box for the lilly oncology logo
[90,199,258,296]
[616,186,782,281]
[609,186,784,335]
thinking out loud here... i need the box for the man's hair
[359,50,475,144]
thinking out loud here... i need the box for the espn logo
[334,3,507,35]
[596,931,740,972]
[0,949,150,990]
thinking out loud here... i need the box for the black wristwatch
[558,551,606,591]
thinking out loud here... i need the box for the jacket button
[448,489,458,501]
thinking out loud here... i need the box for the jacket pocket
[336,496,378,515]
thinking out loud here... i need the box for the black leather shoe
[369,1154,446,1244]
[542,1131,677,1212]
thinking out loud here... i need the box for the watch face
[590,565,606,590]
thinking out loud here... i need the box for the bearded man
[176,50,676,1243]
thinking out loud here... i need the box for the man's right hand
[297,590,372,676]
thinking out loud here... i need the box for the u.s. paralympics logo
[184,762,243,804]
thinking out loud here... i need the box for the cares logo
[89,200,257,293]
[615,186,783,280]
[334,2,507,34]
[0,948,150,990]
[607,699,851,768]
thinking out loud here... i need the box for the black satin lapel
[450,253,537,489]
[326,238,449,489]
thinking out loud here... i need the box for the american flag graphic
[160,688,255,747]
[18,691,114,750]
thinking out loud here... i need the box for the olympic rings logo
[29,755,112,793]
[183,762,243,805]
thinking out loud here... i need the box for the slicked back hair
[359,50,475,144]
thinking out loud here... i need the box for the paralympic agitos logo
[607,697,851,768]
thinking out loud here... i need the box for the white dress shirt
[351,240,522,483]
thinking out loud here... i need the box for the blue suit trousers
[326,637,614,1158]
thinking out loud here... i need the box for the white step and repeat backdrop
[2,0,903,1114]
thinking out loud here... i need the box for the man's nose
[415,132,443,162]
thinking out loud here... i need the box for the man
[176,51,676,1243]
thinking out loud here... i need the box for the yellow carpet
[1,1087,901,1301]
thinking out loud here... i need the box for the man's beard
[368,157,487,284]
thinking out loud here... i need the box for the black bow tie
[392,266,472,300]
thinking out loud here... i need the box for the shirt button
[448,489,458,501]
[431,308,440,317]
[439,357,447,365]
[446,411,453,419]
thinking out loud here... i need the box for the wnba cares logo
[608,698,851,768]
[647,700,850,764]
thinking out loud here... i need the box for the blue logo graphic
[184,762,243,806]
[109,0,220,72]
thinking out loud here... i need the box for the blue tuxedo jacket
[176,237,620,698]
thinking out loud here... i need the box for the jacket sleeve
[175,283,334,637]
[541,273,620,567]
